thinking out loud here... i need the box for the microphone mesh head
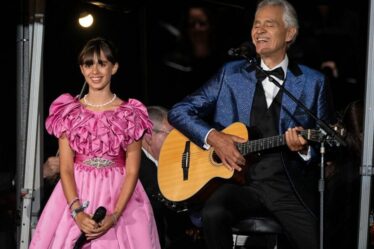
[227,41,255,57]
[92,206,107,222]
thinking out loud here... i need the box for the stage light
[78,12,94,28]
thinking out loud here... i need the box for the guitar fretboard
[236,130,311,155]
[237,135,285,155]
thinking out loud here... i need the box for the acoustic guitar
[158,122,332,202]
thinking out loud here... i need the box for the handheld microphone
[73,206,107,249]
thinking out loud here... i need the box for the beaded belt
[75,155,125,168]
[83,157,114,168]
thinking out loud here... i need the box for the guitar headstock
[300,125,346,146]
[327,124,347,147]
[300,129,325,143]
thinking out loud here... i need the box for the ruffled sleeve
[45,95,152,156]
[45,93,81,138]
[116,99,152,149]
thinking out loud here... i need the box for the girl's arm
[113,140,142,216]
[59,135,96,234]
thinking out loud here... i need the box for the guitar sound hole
[211,151,222,165]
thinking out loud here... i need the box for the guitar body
[158,121,336,203]
[158,122,248,202]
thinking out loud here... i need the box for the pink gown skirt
[29,155,161,249]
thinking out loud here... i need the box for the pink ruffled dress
[29,93,161,249]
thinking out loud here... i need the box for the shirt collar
[142,147,158,166]
[260,55,288,79]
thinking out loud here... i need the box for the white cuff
[298,146,311,161]
[203,128,215,150]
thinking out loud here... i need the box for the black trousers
[201,180,318,249]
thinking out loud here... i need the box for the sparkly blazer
[168,58,334,214]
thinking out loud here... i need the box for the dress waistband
[75,154,125,168]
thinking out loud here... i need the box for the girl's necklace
[83,94,117,107]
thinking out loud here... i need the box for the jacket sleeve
[168,66,227,148]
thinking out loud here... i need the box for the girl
[30,37,160,249]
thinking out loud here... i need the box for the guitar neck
[237,134,285,155]
[236,130,310,155]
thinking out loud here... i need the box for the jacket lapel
[280,62,304,132]
[232,60,305,131]
[238,63,257,126]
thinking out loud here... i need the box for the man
[168,1,334,249]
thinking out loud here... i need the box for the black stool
[232,216,283,249]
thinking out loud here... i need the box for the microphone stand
[239,54,346,249]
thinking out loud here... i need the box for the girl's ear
[112,63,119,75]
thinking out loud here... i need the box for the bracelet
[111,213,118,225]
[71,200,89,219]
[68,197,80,210]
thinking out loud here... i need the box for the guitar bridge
[181,141,190,180]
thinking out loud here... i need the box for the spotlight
[78,12,94,28]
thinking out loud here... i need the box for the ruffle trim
[45,93,152,156]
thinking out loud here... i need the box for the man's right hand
[207,130,246,172]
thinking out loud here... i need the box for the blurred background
[5,0,371,248]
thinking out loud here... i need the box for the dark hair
[78,37,118,66]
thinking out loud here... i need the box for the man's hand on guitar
[207,130,246,171]
[285,127,308,154]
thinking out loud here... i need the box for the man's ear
[286,27,297,43]
[112,63,119,75]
